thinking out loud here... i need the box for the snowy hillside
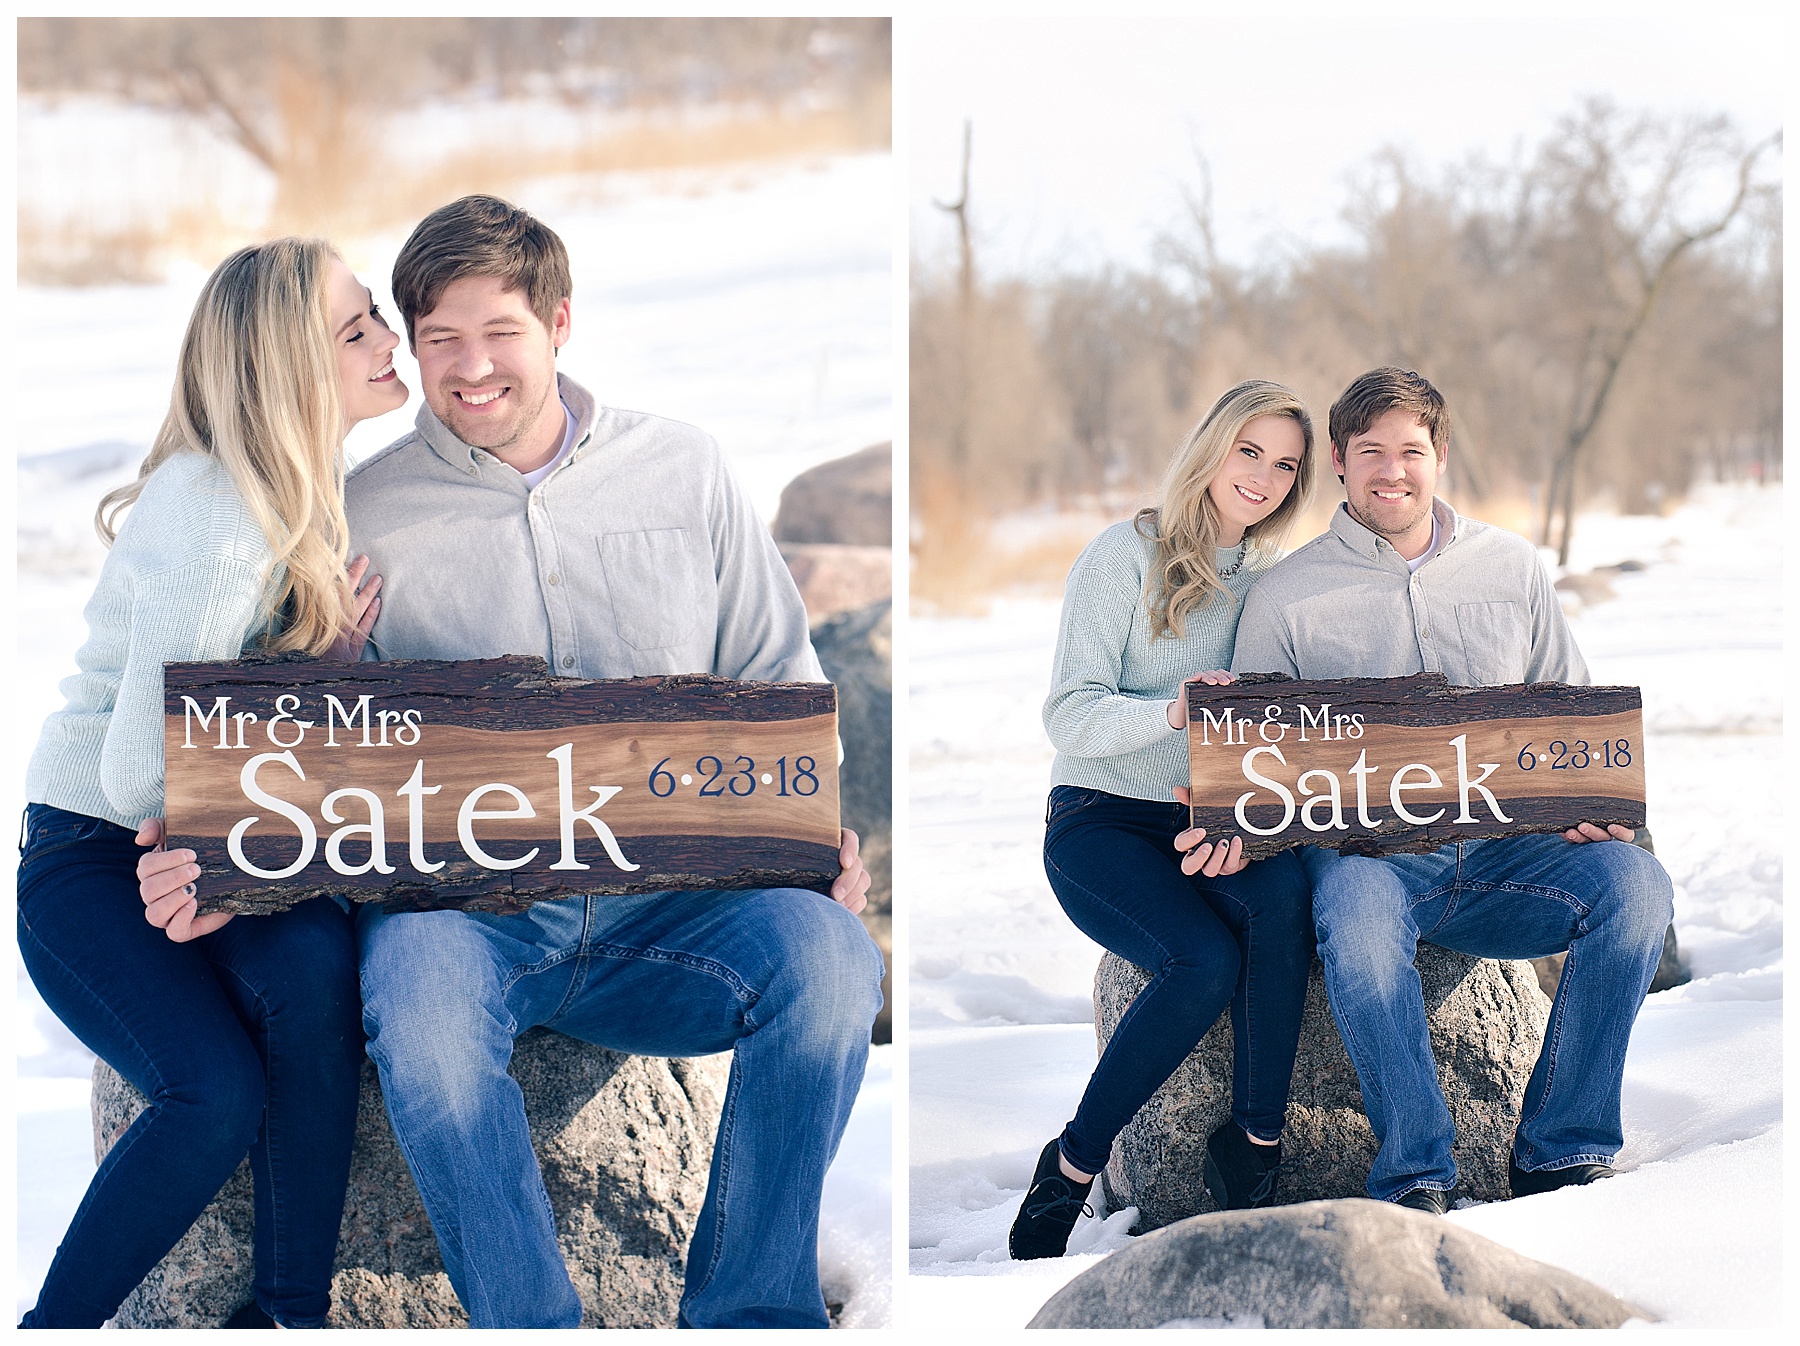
[908,483,1783,1329]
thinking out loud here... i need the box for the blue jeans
[356,887,883,1329]
[15,804,363,1328]
[1304,835,1673,1202]
[1042,787,1315,1176]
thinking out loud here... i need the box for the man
[343,196,882,1328]
[1230,366,1672,1213]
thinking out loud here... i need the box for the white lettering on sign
[1195,706,1241,747]
[1209,734,1517,834]
[1451,734,1511,824]
[1235,746,1296,836]
[1389,763,1447,825]
[321,787,396,877]
[227,751,317,879]
[267,695,313,748]
[1296,768,1348,832]
[456,783,540,870]
[217,744,653,878]
[324,694,374,748]
[396,759,444,874]
[546,743,640,872]
[183,695,231,749]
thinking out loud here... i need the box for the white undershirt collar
[518,401,578,489]
[1405,510,1443,573]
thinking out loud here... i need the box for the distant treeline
[20,17,890,110]
[19,17,891,281]
[913,102,1780,567]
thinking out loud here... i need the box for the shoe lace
[1024,1179,1094,1225]
[1245,1166,1278,1206]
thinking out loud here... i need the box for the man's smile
[455,387,508,407]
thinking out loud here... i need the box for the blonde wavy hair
[97,238,353,656]
[1135,380,1316,639]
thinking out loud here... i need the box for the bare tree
[19,17,894,239]
[908,99,1781,610]
[1525,103,1778,563]
[931,120,975,473]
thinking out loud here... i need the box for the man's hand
[1561,821,1636,845]
[323,554,383,662]
[1166,670,1236,730]
[135,817,234,942]
[1170,785,1248,876]
[830,827,872,914]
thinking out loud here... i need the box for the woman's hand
[1166,670,1237,730]
[135,817,234,942]
[323,554,383,662]
[1170,786,1248,876]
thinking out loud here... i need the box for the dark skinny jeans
[1042,786,1314,1177]
[15,804,364,1328]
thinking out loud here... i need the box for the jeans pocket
[20,805,109,864]
[1045,786,1101,827]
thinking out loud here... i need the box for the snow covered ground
[11,152,892,1324]
[907,483,1783,1329]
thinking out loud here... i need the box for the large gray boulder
[771,443,891,547]
[812,598,893,1044]
[92,1030,729,1327]
[1097,946,1549,1228]
[1027,1198,1652,1328]
[779,543,891,623]
[774,445,893,624]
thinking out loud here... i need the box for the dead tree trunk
[932,120,974,473]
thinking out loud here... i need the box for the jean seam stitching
[1516,933,1580,1146]
[217,962,284,1304]
[683,1050,742,1302]
[583,941,758,1007]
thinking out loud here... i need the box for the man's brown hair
[390,195,572,344]
[1328,367,1450,455]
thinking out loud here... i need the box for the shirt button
[548,574,560,586]
[561,655,575,669]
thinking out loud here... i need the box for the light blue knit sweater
[26,452,276,828]
[1044,519,1274,803]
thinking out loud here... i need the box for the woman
[1009,380,1320,1260]
[17,239,407,1327]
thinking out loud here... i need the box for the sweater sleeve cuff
[1115,694,1182,753]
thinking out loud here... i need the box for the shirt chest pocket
[598,528,704,650]
[1454,600,1529,684]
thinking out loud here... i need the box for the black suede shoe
[1394,1185,1453,1215]
[1008,1140,1094,1260]
[1202,1122,1282,1210]
[222,1300,276,1328]
[1509,1157,1612,1198]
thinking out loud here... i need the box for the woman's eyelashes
[1237,444,1297,473]
[346,306,392,345]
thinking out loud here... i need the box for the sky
[908,9,1785,278]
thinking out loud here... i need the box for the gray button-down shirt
[1231,498,1588,688]
[345,374,822,684]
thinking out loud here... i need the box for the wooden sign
[163,655,840,914]
[1186,672,1645,860]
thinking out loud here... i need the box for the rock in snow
[1097,945,1549,1228]
[91,1031,729,1327]
[1027,1198,1653,1328]
[812,598,894,1043]
[771,442,891,547]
